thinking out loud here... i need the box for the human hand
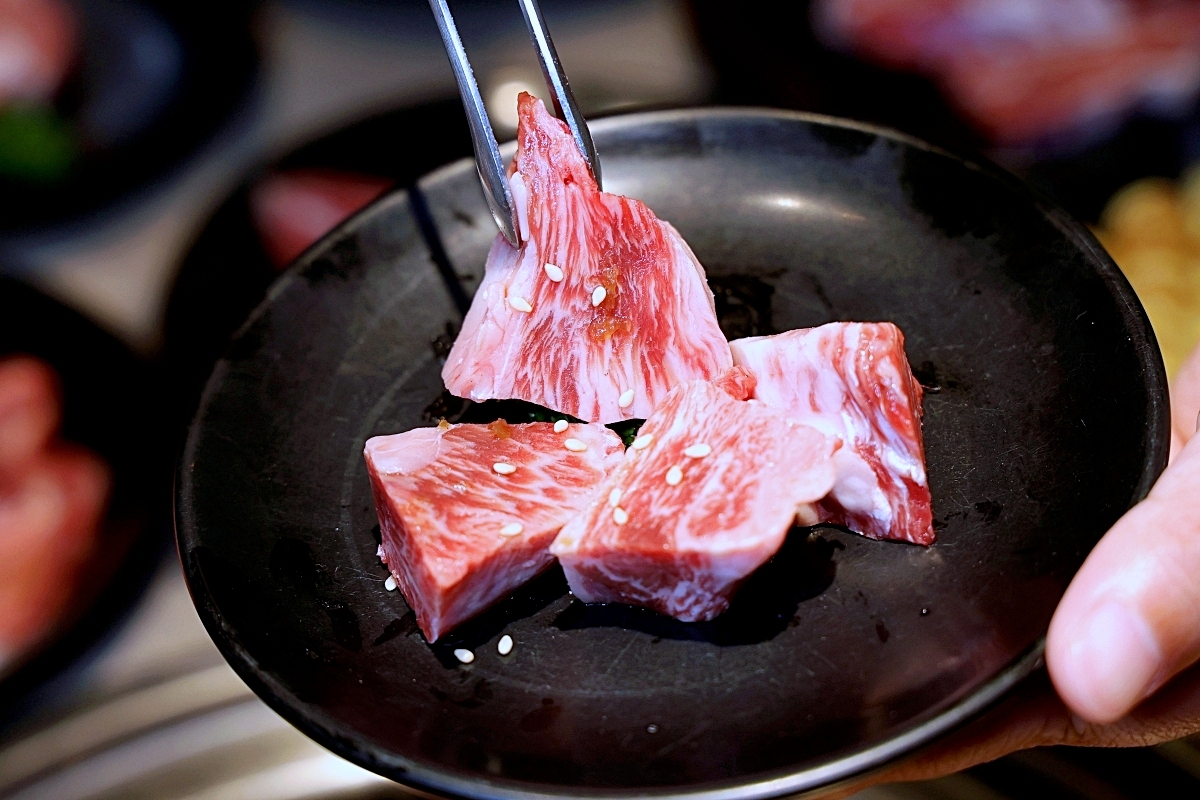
[0,356,109,670]
[826,341,1200,796]
[1047,339,1200,725]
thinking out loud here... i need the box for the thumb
[1173,342,1200,451]
[1046,431,1200,724]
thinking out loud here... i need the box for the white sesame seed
[498,634,514,655]
[666,465,683,485]
[499,522,524,536]
[493,462,517,475]
[608,487,622,506]
[591,286,606,306]
[613,506,629,525]
[544,263,564,282]
[454,649,475,664]
[508,295,532,313]
[618,389,635,408]
[631,434,654,450]
[553,419,569,433]
[564,438,587,452]
[384,575,397,591]
[683,443,712,458]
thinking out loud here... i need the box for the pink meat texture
[550,377,837,622]
[712,364,757,401]
[0,0,77,104]
[442,93,732,423]
[814,0,1200,144]
[251,169,392,270]
[0,357,110,667]
[730,322,934,545]
[365,419,623,641]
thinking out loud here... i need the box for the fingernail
[1063,602,1162,723]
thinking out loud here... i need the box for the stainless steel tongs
[427,0,601,246]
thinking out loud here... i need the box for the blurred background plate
[0,0,258,234]
[0,274,169,711]
[163,98,473,423]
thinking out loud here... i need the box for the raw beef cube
[550,378,837,622]
[730,322,934,544]
[443,94,732,424]
[365,419,623,641]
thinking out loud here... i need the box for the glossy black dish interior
[176,109,1169,798]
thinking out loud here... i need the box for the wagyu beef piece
[550,378,836,622]
[365,419,623,641]
[730,322,934,545]
[443,94,732,424]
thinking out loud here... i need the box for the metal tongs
[427,0,601,246]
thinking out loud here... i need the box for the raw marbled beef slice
[443,94,732,423]
[365,419,623,641]
[550,378,836,621]
[730,322,933,544]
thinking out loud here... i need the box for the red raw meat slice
[730,322,934,545]
[816,0,1200,144]
[0,0,77,104]
[0,444,109,662]
[443,94,732,423]
[251,169,393,270]
[365,419,623,641]
[938,5,1200,145]
[0,355,59,469]
[0,357,110,663]
[814,0,959,71]
[550,378,836,622]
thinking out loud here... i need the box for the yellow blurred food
[1094,172,1200,377]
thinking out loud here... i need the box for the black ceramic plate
[177,109,1169,799]
[0,276,170,713]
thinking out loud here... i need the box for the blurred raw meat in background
[693,0,1200,373]
[806,0,1200,371]
[0,0,77,184]
[250,169,393,268]
[815,0,1200,147]
[0,0,76,104]
[0,0,252,226]
[810,0,1200,373]
[0,357,109,669]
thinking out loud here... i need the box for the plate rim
[175,105,1171,799]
